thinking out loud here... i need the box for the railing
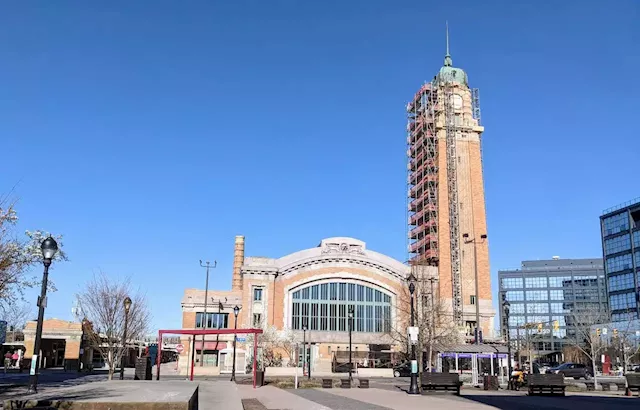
[602,197,640,215]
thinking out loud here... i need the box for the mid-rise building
[498,258,607,362]
[406,28,493,337]
[600,197,640,322]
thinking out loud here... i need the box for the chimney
[232,235,245,291]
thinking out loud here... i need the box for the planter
[256,370,265,387]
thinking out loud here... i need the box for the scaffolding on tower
[406,83,439,268]
[443,80,463,326]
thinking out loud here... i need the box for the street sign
[176,344,184,353]
[236,337,246,343]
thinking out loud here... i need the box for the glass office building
[498,259,607,360]
[600,198,640,322]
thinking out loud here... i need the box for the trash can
[255,370,265,387]
[483,375,498,390]
[135,356,152,380]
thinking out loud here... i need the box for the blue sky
[2,1,638,331]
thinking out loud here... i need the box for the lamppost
[27,237,58,394]
[348,307,354,383]
[503,299,512,387]
[463,233,487,344]
[120,296,132,380]
[199,260,217,367]
[302,324,307,379]
[408,272,419,395]
[231,305,240,382]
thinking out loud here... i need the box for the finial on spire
[444,21,453,67]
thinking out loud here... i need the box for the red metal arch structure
[156,328,264,388]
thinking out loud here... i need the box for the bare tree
[0,194,66,308]
[566,305,609,387]
[388,265,462,372]
[76,273,151,380]
[0,302,33,342]
[609,319,640,374]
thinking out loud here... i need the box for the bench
[341,378,351,388]
[615,382,627,391]
[359,378,369,388]
[322,379,333,388]
[527,374,565,396]
[421,372,462,395]
[626,373,640,397]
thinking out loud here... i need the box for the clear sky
[2,1,638,332]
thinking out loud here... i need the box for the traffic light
[553,320,559,331]
[537,323,543,332]
[596,328,601,337]
[613,329,618,337]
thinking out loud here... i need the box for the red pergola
[156,328,264,388]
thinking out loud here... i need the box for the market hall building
[179,236,433,376]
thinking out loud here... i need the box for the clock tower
[406,27,494,339]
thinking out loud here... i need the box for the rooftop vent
[552,256,560,260]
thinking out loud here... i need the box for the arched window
[291,282,392,333]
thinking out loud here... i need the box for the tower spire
[444,21,453,67]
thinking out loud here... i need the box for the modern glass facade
[290,282,392,333]
[600,198,640,321]
[498,259,607,355]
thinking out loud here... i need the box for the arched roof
[241,237,410,281]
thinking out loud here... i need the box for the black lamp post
[503,300,513,387]
[408,272,419,395]
[302,324,307,378]
[27,236,58,394]
[348,307,354,383]
[231,305,240,382]
[120,296,132,380]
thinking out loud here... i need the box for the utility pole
[199,260,217,367]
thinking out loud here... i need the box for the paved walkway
[237,385,331,410]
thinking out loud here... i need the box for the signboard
[410,360,418,374]
[176,344,184,353]
[0,320,6,344]
[30,355,38,375]
[407,327,419,345]
[236,337,246,343]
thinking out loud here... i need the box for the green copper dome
[437,55,468,86]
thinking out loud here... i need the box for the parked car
[393,362,411,377]
[548,363,592,379]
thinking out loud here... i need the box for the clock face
[453,95,463,109]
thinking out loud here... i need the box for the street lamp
[120,296,132,380]
[302,324,307,379]
[348,307,354,383]
[463,233,487,344]
[503,299,513,388]
[199,260,217,366]
[231,305,240,382]
[408,271,419,395]
[27,236,58,394]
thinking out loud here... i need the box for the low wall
[356,368,394,378]
[265,367,298,377]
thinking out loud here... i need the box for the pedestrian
[4,351,12,373]
[12,352,19,369]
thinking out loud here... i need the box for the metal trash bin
[135,356,152,380]
[483,375,498,390]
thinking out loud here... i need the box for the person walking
[4,351,13,373]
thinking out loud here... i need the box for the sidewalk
[237,385,332,410]
[323,388,493,410]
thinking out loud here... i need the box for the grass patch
[269,377,328,389]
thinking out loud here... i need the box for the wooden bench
[421,372,462,395]
[359,378,369,388]
[341,378,351,388]
[626,373,640,397]
[527,374,565,396]
[322,378,333,388]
